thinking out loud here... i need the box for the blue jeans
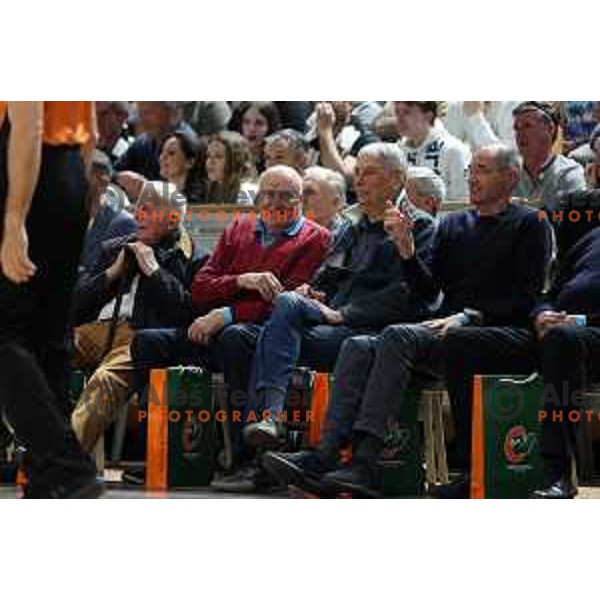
[249,292,362,414]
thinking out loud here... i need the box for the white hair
[358,142,408,176]
[407,167,446,203]
[303,166,347,205]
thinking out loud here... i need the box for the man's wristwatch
[460,308,483,326]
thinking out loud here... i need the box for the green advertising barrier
[146,367,217,489]
[381,386,425,498]
[471,373,544,499]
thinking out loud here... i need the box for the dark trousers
[0,128,93,487]
[130,326,253,456]
[131,298,364,458]
[443,325,600,480]
[321,324,444,451]
[323,322,600,482]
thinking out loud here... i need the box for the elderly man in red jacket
[131,165,331,475]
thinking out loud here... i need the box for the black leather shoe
[530,478,577,499]
[322,464,382,498]
[23,476,105,499]
[428,475,470,499]
[262,450,336,488]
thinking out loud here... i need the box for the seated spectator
[443,101,519,150]
[182,101,232,135]
[264,129,311,173]
[405,166,446,217]
[395,101,471,202]
[561,101,599,155]
[350,101,384,132]
[229,101,281,173]
[70,182,208,454]
[96,101,134,165]
[79,150,137,276]
[239,144,436,461]
[440,211,600,499]
[263,144,553,498]
[205,131,258,205]
[372,111,400,142]
[114,101,197,199]
[131,166,331,471]
[569,103,600,165]
[302,166,348,240]
[307,101,379,182]
[275,102,313,132]
[159,130,206,204]
[513,101,586,212]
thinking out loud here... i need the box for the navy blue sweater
[403,203,553,326]
[533,227,600,320]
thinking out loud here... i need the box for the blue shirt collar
[256,215,305,245]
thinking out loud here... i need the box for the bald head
[258,165,304,232]
[258,165,303,196]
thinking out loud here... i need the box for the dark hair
[401,101,439,125]
[205,131,257,204]
[229,102,282,138]
[159,130,206,204]
[512,101,560,141]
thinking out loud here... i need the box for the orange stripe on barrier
[146,369,168,491]
[16,469,27,487]
[470,375,485,499]
[307,373,330,446]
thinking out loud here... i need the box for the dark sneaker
[428,475,470,499]
[262,450,336,488]
[322,464,382,498]
[243,419,285,449]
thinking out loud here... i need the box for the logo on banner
[504,425,537,465]
[383,420,411,460]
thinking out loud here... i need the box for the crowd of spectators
[31,100,600,499]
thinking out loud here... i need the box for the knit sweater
[191,216,331,323]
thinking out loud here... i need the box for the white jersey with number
[400,126,471,202]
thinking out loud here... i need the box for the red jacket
[192,217,331,323]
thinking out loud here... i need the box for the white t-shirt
[400,125,471,202]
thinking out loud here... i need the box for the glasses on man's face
[464,164,499,177]
[257,190,301,207]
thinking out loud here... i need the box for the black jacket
[312,202,437,330]
[74,230,209,329]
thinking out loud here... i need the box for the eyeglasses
[464,164,501,177]
[256,190,301,207]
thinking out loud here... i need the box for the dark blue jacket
[79,203,137,275]
[312,202,437,329]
